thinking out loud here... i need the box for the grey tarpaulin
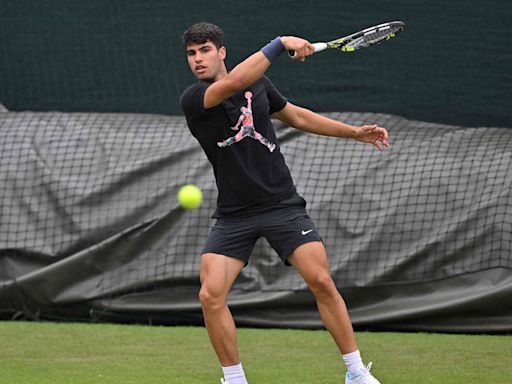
[0,111,511,332]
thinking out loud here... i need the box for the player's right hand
[280,36,315,61]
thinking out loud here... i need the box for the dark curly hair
[182,22,224,49]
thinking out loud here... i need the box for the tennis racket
[288,21,405,58]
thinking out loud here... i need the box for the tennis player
[180,22,388,384]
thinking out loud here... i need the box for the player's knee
[198,286,213,307]
[199,285,226,311]
[308,272,337,299]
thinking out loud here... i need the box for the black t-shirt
[180,76,299,217]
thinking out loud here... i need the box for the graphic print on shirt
[217,91,276,153]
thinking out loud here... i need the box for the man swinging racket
[180,22,389,384]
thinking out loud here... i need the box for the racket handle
[288,42,328,58]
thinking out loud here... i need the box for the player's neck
[213,63,228,82]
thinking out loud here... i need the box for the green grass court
[0,321,510,383]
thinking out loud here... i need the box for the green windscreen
[0,0,510,127]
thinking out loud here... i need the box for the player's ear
[219,46,226,60]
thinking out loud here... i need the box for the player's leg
[287,242,381,384]
[261,203,357,353]
[199,252,245,367]
[200,216,258,384]
[287,241,358,354]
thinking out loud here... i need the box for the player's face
[185,41,226,81]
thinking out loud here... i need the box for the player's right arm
[203,37,314,109]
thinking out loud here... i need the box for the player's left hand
[355,124,390,150]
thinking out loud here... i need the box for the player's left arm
[272,102,389,150]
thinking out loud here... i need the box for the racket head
[328,21,405,52]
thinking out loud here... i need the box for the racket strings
[344,24,403,50]
[326,21,404,51]
[359,30,396,48]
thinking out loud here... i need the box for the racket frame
[288,21,404,57]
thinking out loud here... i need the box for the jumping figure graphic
[217,91,276,152]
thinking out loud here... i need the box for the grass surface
[0,321,510,383]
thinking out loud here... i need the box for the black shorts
[202,203,323,266]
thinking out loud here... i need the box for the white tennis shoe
[220,363,381,384]
[345,362,381,384]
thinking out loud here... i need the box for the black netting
[1,111,510,304]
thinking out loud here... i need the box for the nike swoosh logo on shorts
[301,229,313,235]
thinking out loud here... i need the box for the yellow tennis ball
[177,184,203,209]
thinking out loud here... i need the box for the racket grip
[288,42,328,58]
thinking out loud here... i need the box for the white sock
[343,350,365,376]
[222,362,248,384]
